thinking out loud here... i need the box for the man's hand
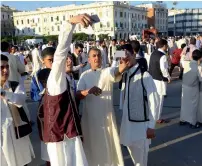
[146,128,155,139]
[80,63,87,68]
[88,86,102,96]
[168,78,171,83]
[119,56,130,74]
[69,14,92,28]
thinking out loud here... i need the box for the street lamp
[173,1,178,36]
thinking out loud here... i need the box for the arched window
[107,22,110,28]
[120,33,122,39]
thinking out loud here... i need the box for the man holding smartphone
[76,47,128,166]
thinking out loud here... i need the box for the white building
[1,5,17,37]
[136,2,168,35]
[168,8,202,36]
[13,1,147,40]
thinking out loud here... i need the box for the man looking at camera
[76,47,127,166]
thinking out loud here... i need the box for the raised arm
[47,14,92,96]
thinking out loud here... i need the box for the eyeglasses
[1,65,9,70]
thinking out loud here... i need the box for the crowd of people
[1,14,202,166]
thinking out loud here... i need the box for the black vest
[149,50,168,82]
[71,53,80,80]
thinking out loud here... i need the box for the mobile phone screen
[114,51,126,58]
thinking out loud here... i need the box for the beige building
[136,2,168,35]
[1,5,17,37]
[13,1,147,40]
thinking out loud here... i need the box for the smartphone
[91,15,100,24]
[114,51,126,58]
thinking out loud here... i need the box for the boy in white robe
[1,54,35,166]
[43,14,91,166]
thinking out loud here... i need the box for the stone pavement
[25,69,202,166]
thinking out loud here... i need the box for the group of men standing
[1,13,202,166]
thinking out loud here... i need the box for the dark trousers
[179,66,184,80]
[169,63,179,77]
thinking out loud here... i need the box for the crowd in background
[1,13,202,166]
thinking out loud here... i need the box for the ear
[88,57,91,64]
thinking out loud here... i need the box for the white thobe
[197,64,202,123]
[46,22,88,166]
[108,45,117,64]
[16,52,27,86]
[180,61,201,125]
[31,48,42,76]
[77,67,124,166]
[120,64,159,166]
[98,46,108,68]
[146,43,155,56]
[153,49,171,120]
[1,81,35,166]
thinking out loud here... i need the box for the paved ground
[25,68,202,166]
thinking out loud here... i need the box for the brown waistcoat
[41,82,82,143]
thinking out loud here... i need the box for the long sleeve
[160,55,171,80]
[16,55,25,74]
[4,81,26,107]
[143,72,160,129]
[47,23,76,96]
[73,65,82,71]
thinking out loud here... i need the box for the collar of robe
[128,63,139,76]
[91,67,102,72]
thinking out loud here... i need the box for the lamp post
[173,1,177,36]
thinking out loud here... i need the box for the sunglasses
[1,65,9,70]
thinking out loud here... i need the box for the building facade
[136,2,168,35]
[1,5,17,37]
[12,1,147,40]
[168,8,202,36]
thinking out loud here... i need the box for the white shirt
[120,64,159,146]
[152,49,170,96]
[31,48,42,76]
[158,48,171,80]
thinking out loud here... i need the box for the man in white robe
[197,62,202,124]
[180,50,202,128]
[119,44,159,166]
[31,43,43,76]
[98,40,109,68]
[1,54,35,166]
[149,39,171,123]
[76,47,128,166]
[45,14,90,166]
